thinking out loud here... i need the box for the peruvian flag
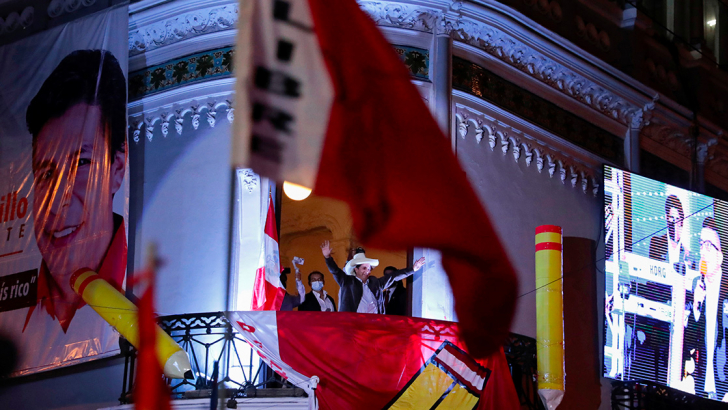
[133,268,171,410]
[251,194,285,311]
[233,0,518,357]
[228,311,520,410]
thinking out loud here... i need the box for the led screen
[603,165,728,399]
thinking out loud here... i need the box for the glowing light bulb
[708,19,717,28]
[283,181,312,201]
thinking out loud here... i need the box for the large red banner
[229,311,519,410]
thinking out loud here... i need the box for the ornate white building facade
[2,0,728,408]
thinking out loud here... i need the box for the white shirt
[705,272,722,394]
[313,290,335,312]
[295,279,306,305]
[356,278,378,314]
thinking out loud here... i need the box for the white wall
[138,117,232,314]
[455,119,603,338]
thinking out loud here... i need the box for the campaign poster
[0,6,129,376]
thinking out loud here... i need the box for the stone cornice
[127,77,235,143]
[357,0,651,127]
[454,91,601,197]
[364,0,728,192]
[128,0,237,58]
[0,0,125,47]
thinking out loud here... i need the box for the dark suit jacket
[683,293,707,395]
[649,234,669,262]
[299,291,337,312]
[713,277,728,398]
[384,281,407,316]
[324,256,413,313]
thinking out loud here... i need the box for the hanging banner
[228,311,520,410]
[0,6,129,376]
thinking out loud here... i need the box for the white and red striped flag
[233,0,518,357]
[251,194,285,311]
[227,311,520,410]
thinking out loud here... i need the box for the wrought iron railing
[611,380,728,410]
[503,333,544,410]
[119,311,303,406]
[120,312,543,407]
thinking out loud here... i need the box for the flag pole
[224,167,238,313]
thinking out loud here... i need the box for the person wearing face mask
[298,271,336,312]
[649,195,690,273]
[320,241,425,314]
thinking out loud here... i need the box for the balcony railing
[119,312,544,408]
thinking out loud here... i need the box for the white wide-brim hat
[344,252,380,275]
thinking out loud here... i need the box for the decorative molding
[446,18,640,126]
[129,98,233,142]
[238,169,259,194]
[455,101,599,196]
[697,138,718,165]
[575,15,610,52]
[128,3,238,56]
[356,1,440,33]
[640,118,691,159]
[630,95,659,130]
[127,78,235,142]
[47,0,95,19]
[453,57,624,164]
[0,0,117,46]
[356,1,643,126]
[129,46,234,101]
[0,6,33,35]
[393,44,430,80]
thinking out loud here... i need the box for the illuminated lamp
[283,181,312,201]
[708,19,717,28]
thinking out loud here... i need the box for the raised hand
[321,240,332,258]
[413,257,426,271]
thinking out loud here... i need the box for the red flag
[251,194,285,311]
[234,0,518,357]
[229,311,520,410]
[133,272,171,410]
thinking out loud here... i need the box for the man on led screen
[698,217,728,399]
[649,195,689,274]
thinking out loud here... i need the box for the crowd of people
[279,241,425,315]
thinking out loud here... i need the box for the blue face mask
[311,281,324,291]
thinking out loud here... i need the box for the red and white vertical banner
[232,0,333,188]
[251,194,285,310]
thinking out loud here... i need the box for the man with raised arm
[320,241,425,314]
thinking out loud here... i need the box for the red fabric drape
[308,0,518,358]
[276,312,520,410]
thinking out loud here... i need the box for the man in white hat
[320,241,425,314]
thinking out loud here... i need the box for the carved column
[625,111,643,173]
[625,97,657,174]
[695,138,717,194]
[433,26,453,147]
[416,10,455,320]
[690,0,705,49]
[719,5,728,65]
